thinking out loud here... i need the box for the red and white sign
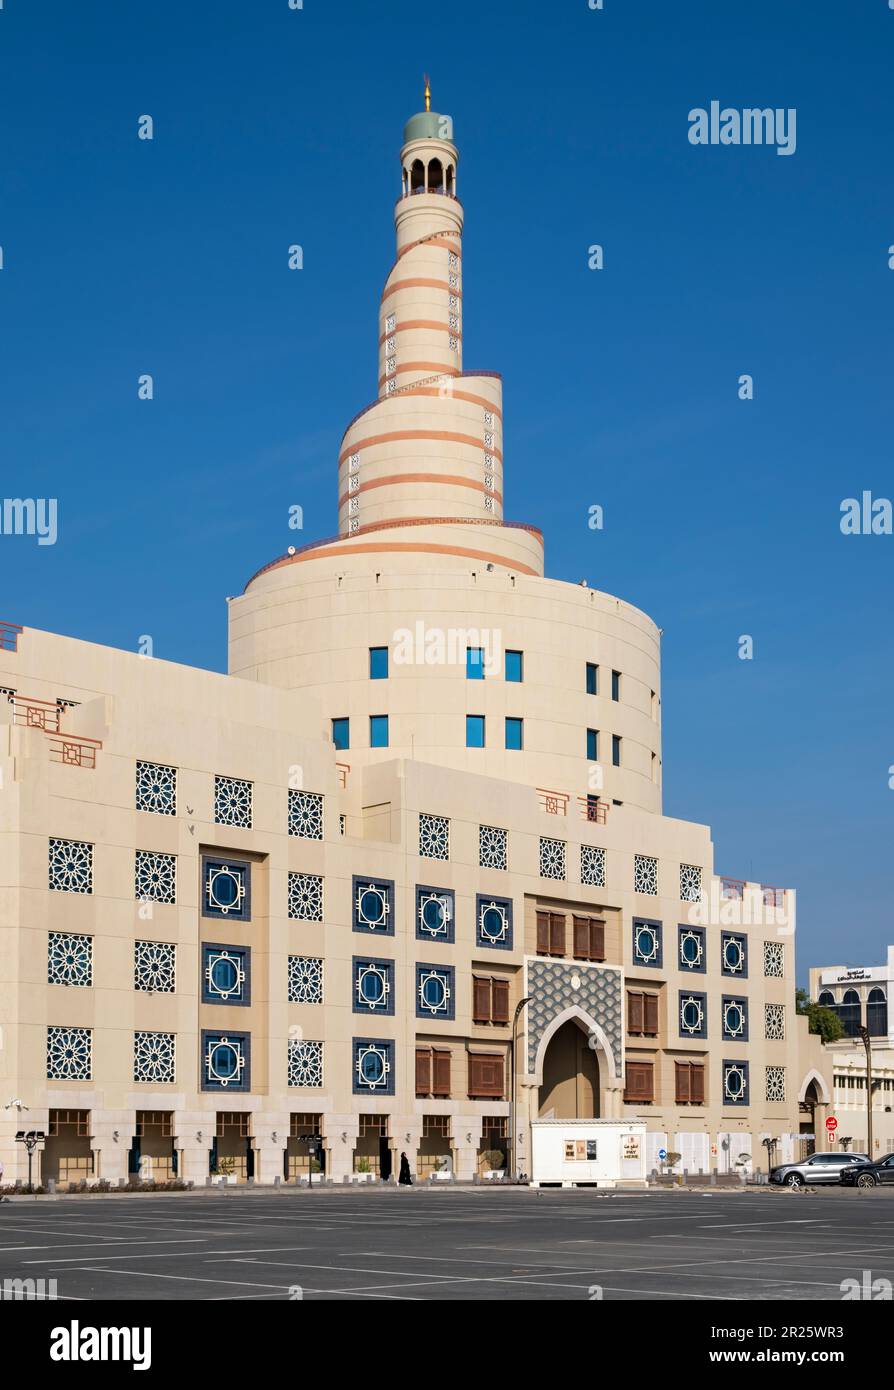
[826,1116,838,1132]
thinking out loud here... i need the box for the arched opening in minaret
[428,158,444,194]
[410,159,425,195]
[446,163,455,197]
[401,166,409,198]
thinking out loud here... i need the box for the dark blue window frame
[722,1059,750,1106]
[415,885,456,944]
[678,989,707,1039]
[352,1037,395,1095]
[720,932,748,979]
[352,956,395,1016]
[201,856,251,923]
[721,995,749,1042]
[202,942,251,1006]
[632,917,663,969]
[201,1029,251,1092]
[678,925,706,974]
[475,893,513,951]
[352,875,395,936]
[415,962,456,1021]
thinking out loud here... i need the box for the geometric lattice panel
[214,775,252,828]
[134,850,176,904]
[47,932,93,987]
[134,939,176,993]
[288,789,324,840]
[419,813,449,861]
[763,940,784,979]
[288,956,323,1004]
[634,854,658,896]
[539,837,566,881]
[288,1038,323,1088]
[765,1064,786,1103]
[133,1031,175,1084]
[479,825,508,870]
[764,1003,785,1041]
[679,862,702,903]
[48,838,93,894]
[135,760,177,816]
[288,872,324,922]
[525,958,622,1079]
[581,844,606,887]
[46,1025,92,1080]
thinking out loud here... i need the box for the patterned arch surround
[524,958,623,1082]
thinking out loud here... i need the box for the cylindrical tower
[229,87,663,813]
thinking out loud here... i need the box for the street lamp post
[509,997,532,1183]
[14,1130,46,1190]
[859,1026,873,1160]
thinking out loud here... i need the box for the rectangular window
[505,716,523,750]
[624,1061,654,1103]
[466,647,485,680]
[466,714,485,748]
[587,728,599,761]
[369,647,388,679]
[468,1053,505,1099]
[536,910,566,957]
[332,717,349,751]
[572,915,605,962]
[611,670,621,701]
[505,650,523,682]
[627,990,659,1037]
[473,976,510,1024]
[675,1061,706,1105]
[586,663,598,695]
[369,715,389,748]
[612,734,622,767]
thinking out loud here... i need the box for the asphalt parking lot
[1,1186,892,1301]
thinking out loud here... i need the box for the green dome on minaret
[403,75,454,144]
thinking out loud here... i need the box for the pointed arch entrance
[538,1018,600,1118]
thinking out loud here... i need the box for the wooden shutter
[627,990,644,1035]
[469,1053,504,1098]
[536,911,550,955]
[492,978,510,1024]
[675,1060,691,1104]
[549,913,565,956]
[644,993,659,1035]
[574,916,591,958]
[473,976,491,1024]
[415,1049,431,1096]
[590,919,605,961]
[624,1061,654,1102]
[690,1063,705,1105]
[433,1049,451,1097]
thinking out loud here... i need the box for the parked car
[769,1152,870,1187]
[839,1152,894,1187]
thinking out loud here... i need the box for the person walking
[398,1151,412,1185]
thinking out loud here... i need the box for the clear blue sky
[1,1,891,978]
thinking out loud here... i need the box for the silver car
[769,1152,871,1187]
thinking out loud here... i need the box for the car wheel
[856,1172,877,1188]
[785,1172,803,1188]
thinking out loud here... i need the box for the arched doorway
[538,1018,600,1119]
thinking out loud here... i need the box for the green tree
[796,988,844,1043]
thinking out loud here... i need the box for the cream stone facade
[0,96,822,1188]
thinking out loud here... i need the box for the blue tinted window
[586,663,598,695]
[587,728,599,761]
[505,717,523,750]
[466,715,485,748]
[466,647,485,680]
[505,650,523,683]
[370,715,389,748]
[332,717,349,750]
[369,647,388,680]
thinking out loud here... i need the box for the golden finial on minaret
[423,74,431,112]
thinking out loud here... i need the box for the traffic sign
[826,1116,838,1132]
[658,1148,667,1161]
